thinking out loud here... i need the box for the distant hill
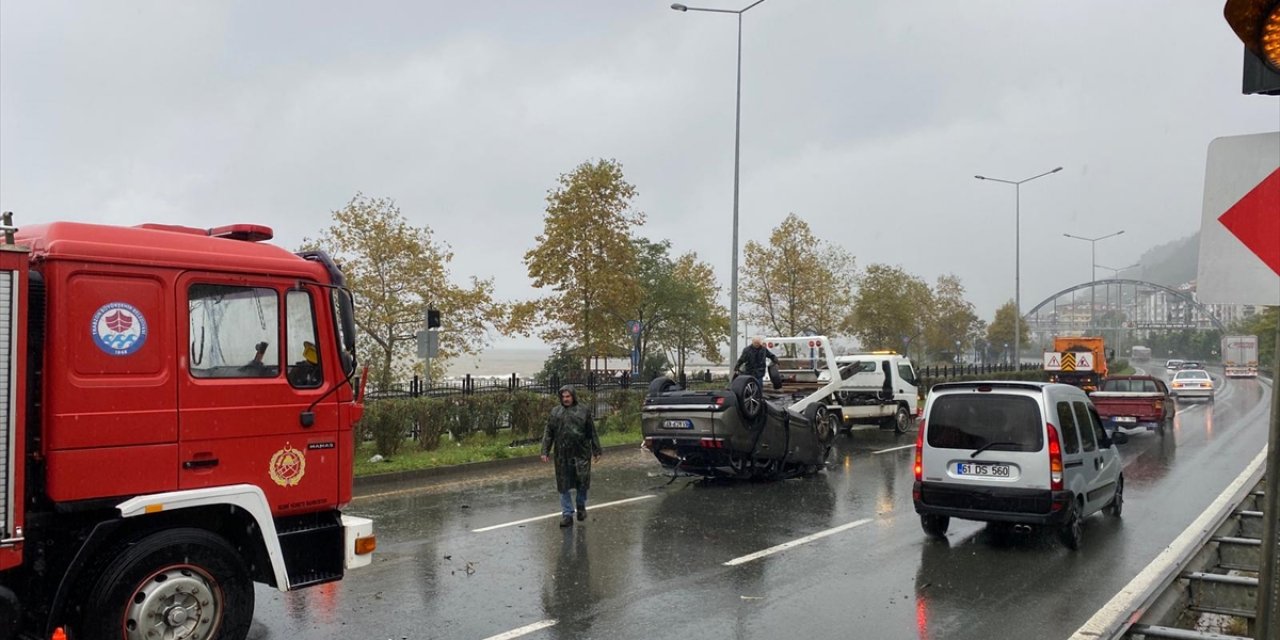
[1133,233,1198,288]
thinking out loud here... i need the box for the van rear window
[927,394,1044,452]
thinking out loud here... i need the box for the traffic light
[1225,0,1280,94]
[426,308,441,329]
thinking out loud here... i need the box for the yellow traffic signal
[1226,0,1280,70]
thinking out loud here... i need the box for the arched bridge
[1023,278,1229,343]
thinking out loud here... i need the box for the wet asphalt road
[247,369,1273,640]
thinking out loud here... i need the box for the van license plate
[956,463,1011,477]
[662,419,693,430]
[1115,416,1137,423]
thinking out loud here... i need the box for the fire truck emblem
[269,444,306,487]
[91,302,148,356]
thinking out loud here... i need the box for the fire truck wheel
[79,528,253,640]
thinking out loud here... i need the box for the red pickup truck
[1089,375,1175,435]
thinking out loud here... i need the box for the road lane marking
[482,620,557,640]
[723,518,874,566]
[872,444,914,455]
[1069,448,1267,640]
[471,495,657,533]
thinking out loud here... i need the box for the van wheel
[921,514,950,537]
[1105,475,1124,517]
[730,376,764,422]
[1057,500,1084,550]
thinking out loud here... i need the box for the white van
[912,381,1126,549]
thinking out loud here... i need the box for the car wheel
[730,375,764,422]
[1105,475,1124,517]
[921,514,949,537]
[805,404,836,446]
[1057,499,1084,550]
[826,413,842,443]
[647,376,678,397]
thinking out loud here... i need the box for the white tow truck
[764,339,920,434]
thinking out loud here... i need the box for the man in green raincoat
[541,385,603,527]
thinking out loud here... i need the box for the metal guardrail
[1071,374,1276,640]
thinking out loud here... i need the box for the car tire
[1057,499,1084,550]
[730,375,764,422]
[1105,475,1124,517]
[921,514,949,537]
[647,376,678,397]
[805,404,837,446]
[767,362,783,390]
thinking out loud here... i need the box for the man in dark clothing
[541,385,603,527]
[734,336,779,384]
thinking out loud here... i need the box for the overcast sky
[2,1,1277,353]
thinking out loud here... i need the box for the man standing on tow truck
[734,336,779,385]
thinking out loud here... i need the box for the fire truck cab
[0,218,373,640]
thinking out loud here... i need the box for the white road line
[471,495,657,533]
[723,518,874,566]
[872,444,915,455]
[482,619,557,640]
[1069,448,1267,640]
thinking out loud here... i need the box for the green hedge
[357,388,643,457]
[509,391,559,439]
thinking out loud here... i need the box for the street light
[671,0,769,363]
[974,166,1063,369]
[1094,262,1140,279]
[1063,230,1125,331]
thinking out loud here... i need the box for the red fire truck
[0,216,374,640]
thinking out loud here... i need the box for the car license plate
[956,463,1011,477]
[1115,416,1137,423]
[662,419,693,430]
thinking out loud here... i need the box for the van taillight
[1047,423,1063,491]
[914,426,924,481]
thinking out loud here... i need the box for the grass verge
[354,427,644,478]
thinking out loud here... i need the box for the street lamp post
[974,166,1063,369]
[671,0,768,363]
[1063,230,1125,332]
[1094,262,1138,363]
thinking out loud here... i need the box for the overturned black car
[641,372,836,481]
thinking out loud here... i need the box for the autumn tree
[923,274,979,362]
[986,300,1030,362]
[660,252,729,376]
[740,213,856,341]
[847,263,933,357]
[303,193,502,389]
[624,240,727,377]
[520,159,644,367]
